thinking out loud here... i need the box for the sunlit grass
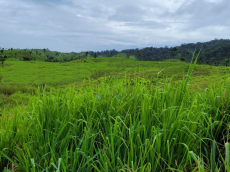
[0,56,229,88]
[0,53,230,171]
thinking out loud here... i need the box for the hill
[121,39,230,65]
[0,55,230,115]
[1,39,230,66]
[87,39,230,66]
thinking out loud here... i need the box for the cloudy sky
[0,0,229,52]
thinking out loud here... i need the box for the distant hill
[0,48,86,62]
[120,39,230,66]
[88,39,230,66]
[1,39,230,65]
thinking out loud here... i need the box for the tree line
[89,39,230,66]
[1,39,230,66]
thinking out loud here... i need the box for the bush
[0,84,35,95]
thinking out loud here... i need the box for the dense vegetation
[88,39,230,66]
[120,39,230,65]
[0,53,230,171]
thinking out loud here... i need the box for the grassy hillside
[0,48,87,63]
[1,54,230,171]
[1,55,230,86]
[0,65,230,171]
[0,55,230,114]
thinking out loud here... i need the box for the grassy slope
[1,56,230,87]
[0,55,230,114]
[1,54,230,171]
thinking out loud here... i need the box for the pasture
[0,54,230,171]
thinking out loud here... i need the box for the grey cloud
[109,5,145,22]
[0,0,230,52]
[121,20,169,30]
[163,0,230,30]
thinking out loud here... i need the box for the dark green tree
[0,55,7,67]
[93,53,97,58]
[226,59,230,67]
[85,51,89,58]
[180,57,185,62]
[22,57,31,61]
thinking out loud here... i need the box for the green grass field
[0,54,230,171]
[1,55,229,86]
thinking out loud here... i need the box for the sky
[0,0,229,52]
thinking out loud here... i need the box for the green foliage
[93,52,97,58]
[0,55,7,67]
[121,39,230,65]
[180,57,185,61]
[0,84,35,95]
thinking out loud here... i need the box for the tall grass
[0,54,230,171]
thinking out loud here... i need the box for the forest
[89,39,230,66]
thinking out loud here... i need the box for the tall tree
[0,55,7,67]
[85,51,89,58]
[93,53,97,58]
[226,59,230,67]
